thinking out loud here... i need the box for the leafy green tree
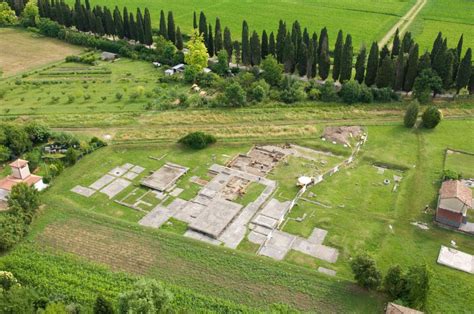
[167,11,175,44]
[403,44,419,92]
[455,48,472,93]
[64,147,80,166]
[339,34,353,83]
[421,106,442,129]
[20,0,39,27]
[122,7,129,38]
[118,279,173,314]
[365,42,379,86]
[384,265,407,299]
[128,13,137,41]
[214,50,229,76]
[224,82,246,107]
[413,69,442,103]
[404,101,419,128]
[0,145,10,162]
[261,55,282,87]
[143,8,153,45]
[25,122,50,144]
[354,45,366,84]
[94,295,115,314]
[233,41,241,65]
[5,126,32,156]
[0,285,38,313]
[0,214,27,251]
[350,254,382,290]
[185,29,208,71]
[44,302,68,313]
[159,10,167,39]
[241,20,250,65]
[332,30,344,81]
[404,264,430,310]
[0,2,16,26]
[376,56,394,88]
[8,182,40,225]
[223,27,233,60]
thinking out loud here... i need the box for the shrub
[404,102,419,128]
[421,106,442,129]
[319,81,338,102]
[442,169,461,181]
[350,254,382,290]
[67,95,75,103]
[115,92,123,100]
[64,147,80,166]
[224,82,246,107]
[279,76,305,104]
[178,132,216,149]
[404,264,430,310]
[384,265,407,299]
[260,56,283,87]
[359,84,373,103]
[118,279,173,314]
[340,81,361,104]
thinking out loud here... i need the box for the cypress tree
[104,7,115,37]
[136,8,145,44]
[379,45,390,65]
[250,31,261,66]
[319,37,330,80]
[456,34,464,61]
[401,32,413,54]
[297,43,308,76]
[193,11,197,29]
[199,11,207,43]
[393,52,406,91]
[418,52,432,72]
[283,32,295,73]
[208,24,214,57]
[214,17,223,53]
[269,32,276,57]
[167,11,176,43]
[144,8,153,45]
[468,72,474,95]
[73,0,84,31]
[311,32,318,78]
[430,32,443,63]
[113,6,124,39]
[441,50,454,89]
[129,12,137,41]
[241,20,250,65]
[159,10,167,39]
[453,34,464,81]
[307,40,315,78]
[355,45,366,84]
[223,27,233,60]
[234,41,241,65]
[403,44,419,92]
[261,30,269,59]
[332,30,344,81]
[339,34,353,83]
[82,5,91,32]
[123,7,129,38]
[291,20,301,47]
[432,39,447,78]
[455,48,472,93]
[276,20,286,63]
[303,28,310,47]
[318,27,328,56]
[376,56,394,88]
[391,28,400,57]
[176,27,183,50]
[95,15,104,36]
[85,0,90,11]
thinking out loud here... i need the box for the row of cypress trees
[194,11,472,93]
[37,0,154,45]
[157,10,183,50]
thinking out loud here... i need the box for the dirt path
[378,0,428,48]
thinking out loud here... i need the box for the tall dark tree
[379,45,390,65]
[418,52,432,73]
[122,7,129,38]
[432,39,447,76]
[339,34,353,83]
[318,27,328,56]
[199,11,207,43]
[306,40,316,78]
[456,34,464,61]
[241,20,250,65]
[233,41,241,65]
[159,10,167,39]
[355,45,367,84]
[104,7,115,37]
[441,50,454,89]
[193,11,197,29]
[401,32,413,54]
[332,30,344,81]
[430,32,443,63]
[223,27,233,60]
[376,56,394,88]
[468,72,474,95]
[129,13,137,41]
[261,30,269,59]
[391,28,400,57]
[297,43,308,76]
[136,8,145,44]
[283,32,295,73]
[269,32,276,57]
[167,11,176,43]
[302,27,310,47]
[143,8,153,45]
[393,51,406,91]
[276,20,287,63]
[214,17,223,53]
[113,6,124,39]
[310,32,318,78]
[318,36,330,80]
[250,31,261,66]
[208,24,214,57]
[176,26,183,50]
[403,44,419,92]
[455,48,472,93]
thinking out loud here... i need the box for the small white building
[152,62,161,67]
[0,159,47,201]
[164,64,186,76]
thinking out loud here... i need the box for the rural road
[378,0,427,48]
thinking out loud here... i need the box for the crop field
[409,0,474,50]
[0,28,82,77]
[71,0,417,47]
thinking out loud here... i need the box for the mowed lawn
[408,0,474,51]
[73,0,417,47]
[444,150,474,178]
[0,28,82,77]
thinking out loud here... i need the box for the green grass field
[69,0,417,47]
[409,0,474,50]
[444,150,474,178]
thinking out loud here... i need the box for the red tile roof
[439,180,472,206]
[9,159,28,168]
[0,174,42,192]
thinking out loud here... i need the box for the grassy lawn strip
[234,182,266,206]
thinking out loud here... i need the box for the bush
[178,132,216,149]
[319,81,339,102]
[339,81,362,104]
[115,92,123,100]
[64,147,80,166]
[260,56,283,87]
[384,265,407,299]
[421,106,442,129]
[248,80,270,102]
[350,254,382,290]
[224,82,246,107]
[307,88,321,100]
[404,102,419,128]
[359,84,373,103]
[279,76,305,104]
[442,169,461,181]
